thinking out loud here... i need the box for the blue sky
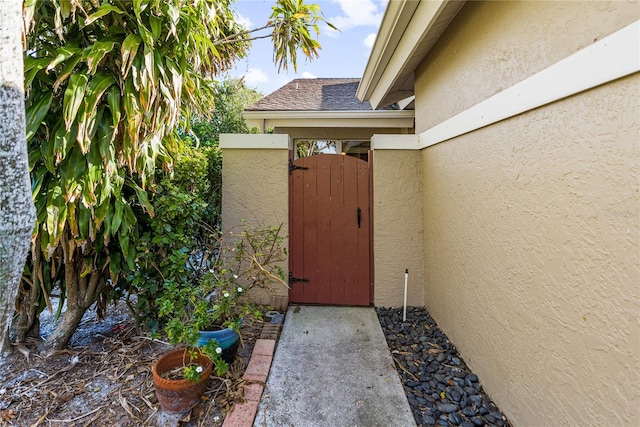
[227,0,389,96]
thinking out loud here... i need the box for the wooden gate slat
[342,156,360,305]
[329,156,345,304]
[315,155,332,304]
[301,156,318,303]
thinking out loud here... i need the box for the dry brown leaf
[118,392,135,418]
[139,392,155,410]
[1,409,17,422]
[29,407,49,427]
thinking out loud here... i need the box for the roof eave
[243,110,415,130]
[243,110,414,119]
[357,0,466,110]
[356,0,417,104]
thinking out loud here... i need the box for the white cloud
[243,68,269,86]
[234,11,252,29]
[329,0,384,31]
[363,33,377,49]
[301,71,316,79]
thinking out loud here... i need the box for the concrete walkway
[254,306,416,427]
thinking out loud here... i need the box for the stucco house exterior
[221,78,415,306]
[221,1,639,425]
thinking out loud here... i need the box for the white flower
[233,274,238,279]
[237,287,243,293]
[223,291,230,298]
[215,347,222,354]
[196,366,203,373]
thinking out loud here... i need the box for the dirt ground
[0,301,264,427]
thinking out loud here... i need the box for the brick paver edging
[222,339,276,427]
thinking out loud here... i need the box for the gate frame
[288,151,375,306]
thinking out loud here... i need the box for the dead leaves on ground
[0,321,263,427]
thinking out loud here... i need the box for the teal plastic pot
[197,327,240,363]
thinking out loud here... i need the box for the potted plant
[192,223,288,361]
[150,223,287,413]
[152,346,213,413]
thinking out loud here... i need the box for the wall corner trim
[371,134,420,150]
[419,20,640,149]
[220,133,290,149]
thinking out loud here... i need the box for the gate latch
[289,159,309,175]
[289,271,309,285]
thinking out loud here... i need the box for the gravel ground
[376,307,511,427]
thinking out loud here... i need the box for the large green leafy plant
[18,0,329,351]
[124,142,210,332]
[152,222,288,381]
[123,141,287,380]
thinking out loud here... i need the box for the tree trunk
[38,273,105,352]
[38,302,86,354]
[12,235,44,343]
[38,231,105,352]
[12,278,42,343]
[0,1,37,354]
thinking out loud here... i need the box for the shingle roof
[246,78,374,111]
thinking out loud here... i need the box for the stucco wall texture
[221,148,289,304]
[372,149,425,307]
[413,1,639,426]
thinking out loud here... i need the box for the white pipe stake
[403,269,409,322]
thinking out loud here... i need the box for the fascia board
[368,0,451,110]
[397,95,416,111]
[243,110,414,120]
[357,0,416,101]
[243,110,414,129]
[262,116,414,129]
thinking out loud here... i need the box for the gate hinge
[289,271,309,285]
[289,159,309,175]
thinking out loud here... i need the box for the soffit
[357,0,466,109]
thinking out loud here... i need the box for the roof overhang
[356,0,466,109]
[243,110,414,130]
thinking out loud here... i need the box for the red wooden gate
[289,154,371,306]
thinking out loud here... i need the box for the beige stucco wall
[414,0,639,133]
[221,145,289,305]
[372,148,424,307]
[414,1,639,426]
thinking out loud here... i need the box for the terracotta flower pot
[152,347,212,413]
